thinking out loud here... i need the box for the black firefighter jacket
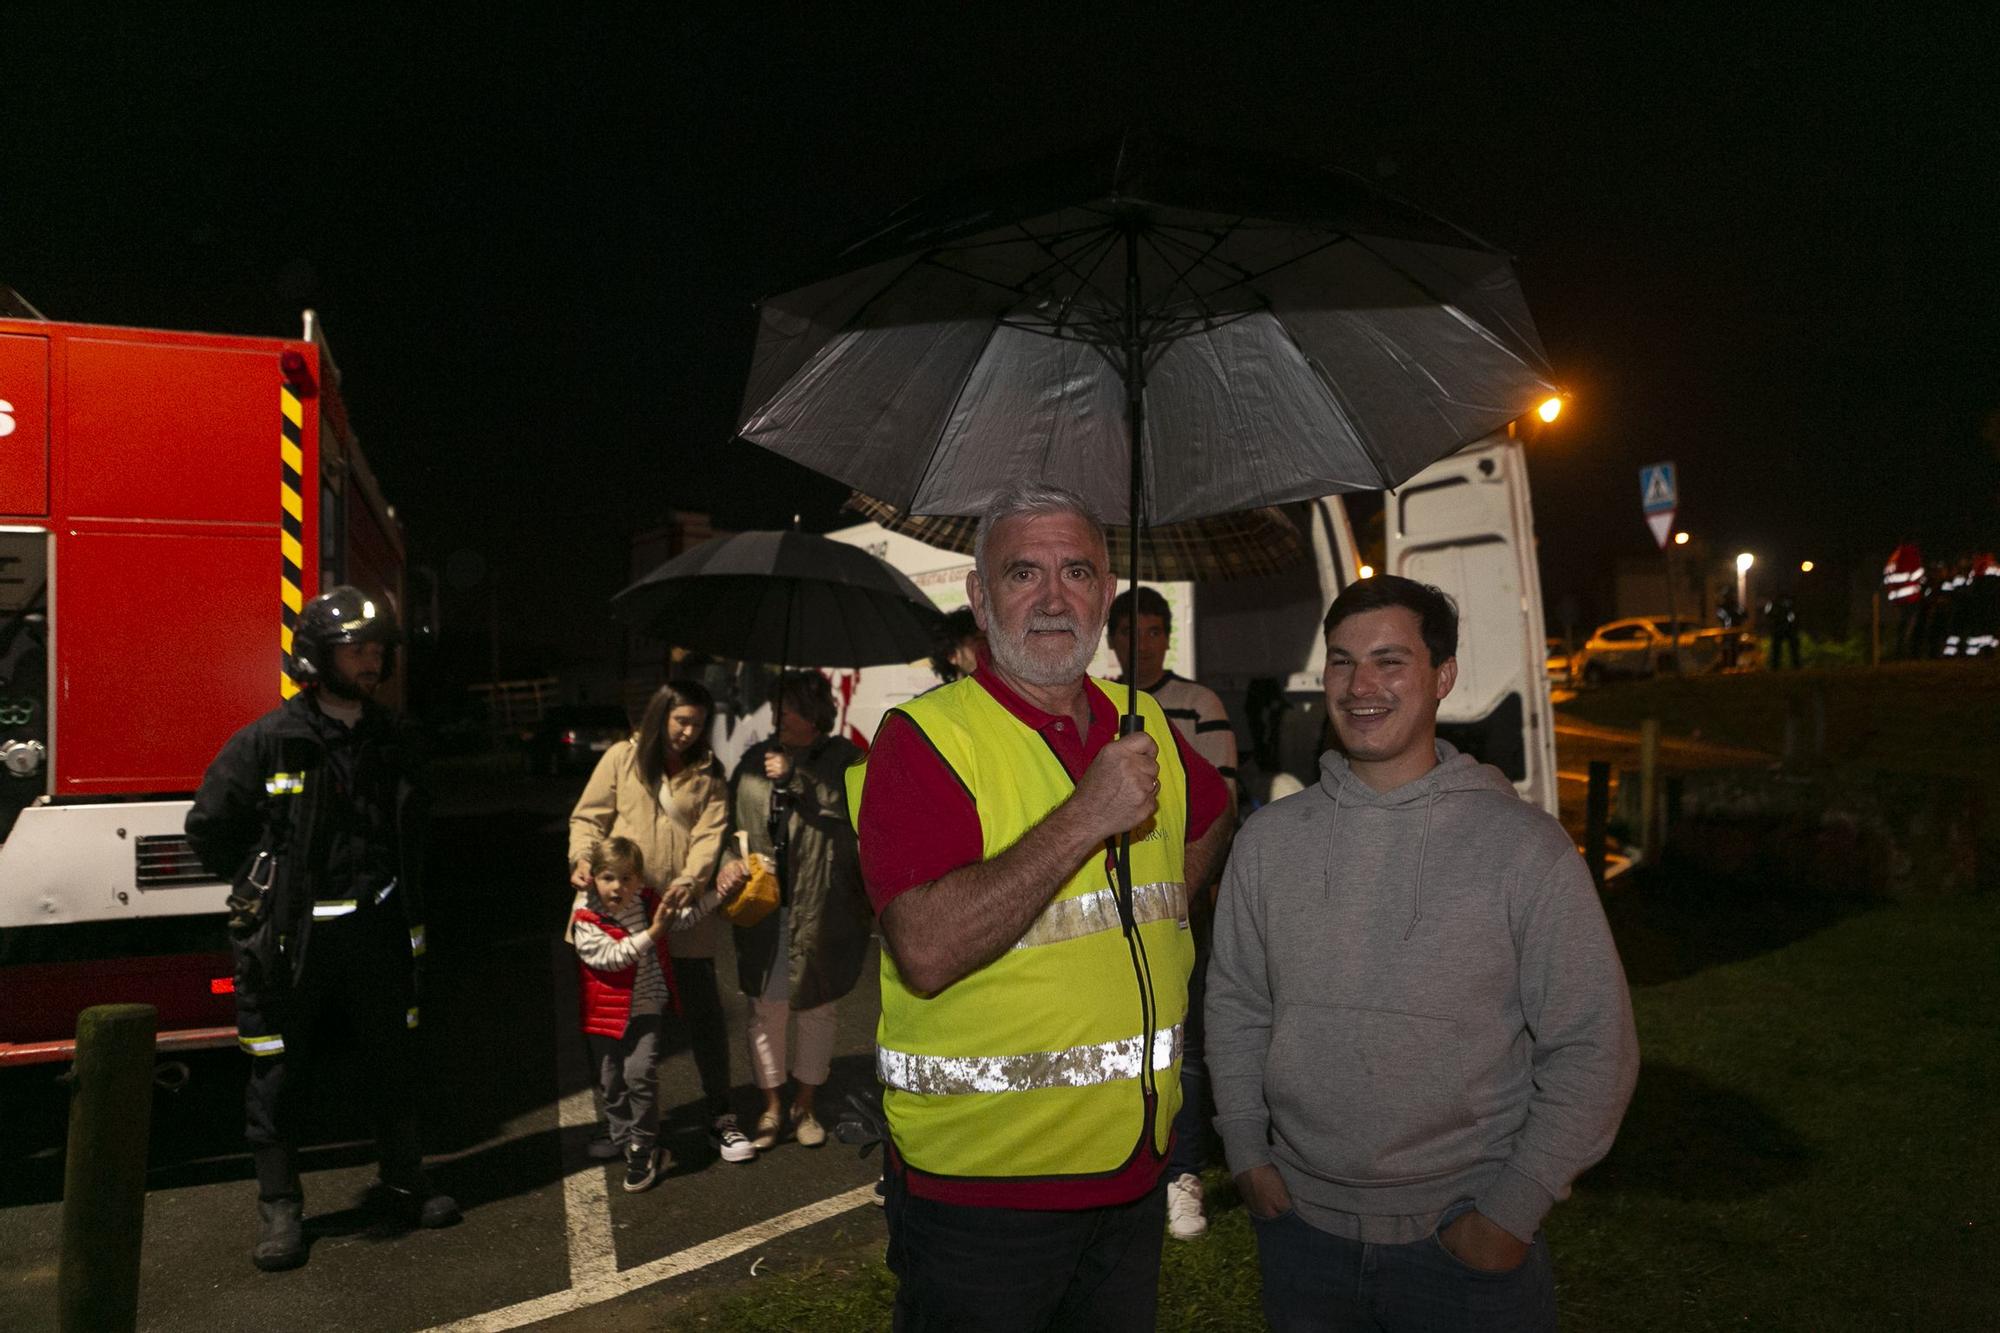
[185,692,429,991]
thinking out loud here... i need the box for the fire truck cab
[0,306,405,1065]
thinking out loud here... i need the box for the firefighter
[186,586,458,1272]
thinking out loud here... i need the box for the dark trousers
[1165,945,1211,1179]
[671,955,733,1119]
[236,910,421,1192]
[1252,1200,1555,1333]
[885,1168,1167,1333]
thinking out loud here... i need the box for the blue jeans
[1252,1198,1556,1332]
[884,1168,1168,1333]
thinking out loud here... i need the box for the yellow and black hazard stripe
[279,384,307,699]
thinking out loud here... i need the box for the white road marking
[422,1183,879,1331]
[556,1079,615,1288]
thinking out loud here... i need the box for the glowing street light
[1736,551,1755,611]
[1536,396,1562,423]
[1800,560,1815,573]
[1673,531,1690,546]
[1357,564,1376,579]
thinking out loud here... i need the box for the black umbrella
[612,529,943,875]
[611,529,943,669]
[736,132,1558,936]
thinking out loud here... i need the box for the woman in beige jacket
[568,681,755,1163]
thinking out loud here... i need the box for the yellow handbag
[722,831,780,927]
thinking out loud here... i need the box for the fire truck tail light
[211,977,235,995]
[279,350,316,394]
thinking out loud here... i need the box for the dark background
[8,7,1997,676]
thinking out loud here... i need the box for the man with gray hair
[853,481,1233,1331]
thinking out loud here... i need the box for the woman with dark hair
[716,671,871,1151]
[569,680,757,1164]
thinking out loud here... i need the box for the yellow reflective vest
[850,676,1193,1185]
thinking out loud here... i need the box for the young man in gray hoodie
[1207,576,1639,1331]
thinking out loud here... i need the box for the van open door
[1384,432,1558,814]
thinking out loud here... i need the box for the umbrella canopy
[844,491,1305,582]
[611,530,943,668]
[739,130,1558,526]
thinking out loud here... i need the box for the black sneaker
[712,1114,756,1163]
[586,1130,621,1161]
[622,1142,660,1193]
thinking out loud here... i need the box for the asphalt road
[0,761,889,1332]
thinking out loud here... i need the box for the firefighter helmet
[289,586,399,689]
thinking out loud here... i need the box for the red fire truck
[0,305,406,1065]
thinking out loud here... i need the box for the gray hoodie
[1206,741,1639,1243]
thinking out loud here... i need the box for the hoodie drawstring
[1403,788,1437,942]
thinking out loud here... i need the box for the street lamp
[1357,563,1376,579]
[1536,396,1562,423]
[1800,560,1815,573]
[1736,551,1755,612]
[1673,531,1690,546]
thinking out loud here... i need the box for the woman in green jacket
[718,671,872,1152]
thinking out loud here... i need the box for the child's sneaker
[712,1114,756,1164]
[622,1142,661,1193]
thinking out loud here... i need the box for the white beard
[986,612,1103,687]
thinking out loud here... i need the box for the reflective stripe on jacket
[855,676,1193,1184]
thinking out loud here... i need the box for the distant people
[569,682,754,1164]
[1208,575,1639,1333]
[569,838,682,1193]
[928,606,986,684]
[1715,588,1744,669]
[1106,584,1239,1244]
[185,587,458,1273]
[717,671,871,1153]
[1763,590,1801,669]
[853,482,1230,1331]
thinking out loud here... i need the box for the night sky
[9,9,1997,671]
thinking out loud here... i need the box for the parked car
[1569,617,1735,685]
[1545,636,1572,686]
[528,705,630,775]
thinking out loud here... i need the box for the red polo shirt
[857,661,1229,1209]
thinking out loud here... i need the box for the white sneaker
[1165,1172,1208,1240]
[713,1114,756,1164]
[750,1108,783,1152]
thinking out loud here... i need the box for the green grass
[665,890,2000,1331]
[1558,661,2000,781]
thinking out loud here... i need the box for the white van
[824,430,1557,816]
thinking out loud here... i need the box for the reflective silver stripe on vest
[405,1006,420,1030]
[311,900,358,919]
[1011,881,1186,951]
[877,1024,1182,1097]
[408,925,426,957]
[239,1034,286,1057]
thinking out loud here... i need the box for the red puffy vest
[573,889,680,1038]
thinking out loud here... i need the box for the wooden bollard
[58,1003,157,1333]
[1638,719,1661,865]
[1585,760,1610,887]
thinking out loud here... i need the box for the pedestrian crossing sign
[1640,463,1677,514]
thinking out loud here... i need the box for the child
[571,837,681,1193]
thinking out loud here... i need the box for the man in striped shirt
[1107,586,1240,1243]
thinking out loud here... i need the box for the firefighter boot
[374,1117,461,1229]
[250,1146,307,1272]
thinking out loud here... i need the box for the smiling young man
[1205,575,1639,1332]
[853,482,1232,1332]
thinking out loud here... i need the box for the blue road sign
[1640,462,1677,514]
